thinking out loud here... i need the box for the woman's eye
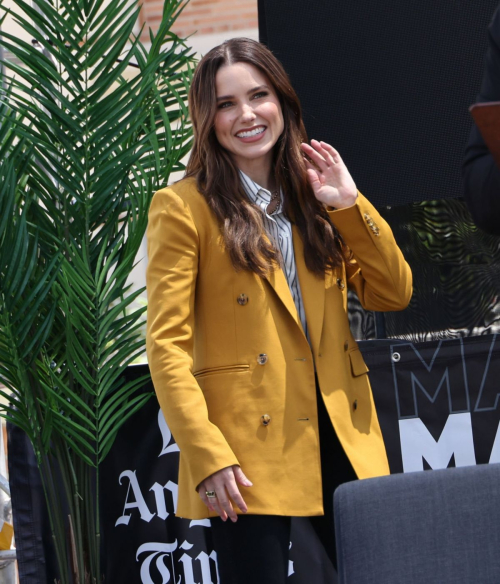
[253,91,268,99]
[218,101,233,109]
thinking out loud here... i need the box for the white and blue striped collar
[239,170,283,214]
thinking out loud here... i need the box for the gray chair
[334,464,500,584]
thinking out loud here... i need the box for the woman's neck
[237,159,273,191]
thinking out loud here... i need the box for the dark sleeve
[463,5,500,234]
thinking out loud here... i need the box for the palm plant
[0,0,195,581]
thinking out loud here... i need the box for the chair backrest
[334,464,500,584]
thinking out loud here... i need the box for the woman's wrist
[326,190,358,210]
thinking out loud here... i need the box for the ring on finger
[206,490,217,498]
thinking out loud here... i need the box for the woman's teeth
[237,127,265,138]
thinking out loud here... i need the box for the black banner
[10,334,500,583]
[363,335,500,474]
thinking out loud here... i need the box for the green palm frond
[0,0,196,580]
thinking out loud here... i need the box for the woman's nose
[240,103,256,121]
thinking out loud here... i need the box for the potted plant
[0,0,195,581]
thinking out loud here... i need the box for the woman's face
[213,62,284,173]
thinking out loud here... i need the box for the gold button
[344,340,349,351]
[336,278,345,290]
[261,414,271,426]
[257,353,268,365]
[353,399,358,411]
[237,293,249,305]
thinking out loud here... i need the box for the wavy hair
[185,37,349,277]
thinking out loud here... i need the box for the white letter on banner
[399,413,476,472]
[136,542,178,584]
[158,409,180,456]
[178,541,199,584]
[196,550,219,584]
[489,421,500,464]
[150,480,178,520]
[190,519,211,528]
[116,470,155,526]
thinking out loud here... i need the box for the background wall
[141,0,258,40]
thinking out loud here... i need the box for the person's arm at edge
[463,5,500,235]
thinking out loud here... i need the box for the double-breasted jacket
[146,177,412,519]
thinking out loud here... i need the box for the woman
[146,37,412,582]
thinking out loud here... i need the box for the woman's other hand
[300,139,358,209]
[198,465,253,522]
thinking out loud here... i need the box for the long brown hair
[186,37,348,277]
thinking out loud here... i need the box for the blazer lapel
[292,225,325,353]
[262,226,326,350]
[264,267,304,334]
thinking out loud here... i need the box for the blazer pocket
[193,364,250,379]
[348,348,370,377]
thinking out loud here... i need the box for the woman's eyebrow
[216,85,270,102]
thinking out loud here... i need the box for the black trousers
[211,382,357,584]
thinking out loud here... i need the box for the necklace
[270,189,280,203]
[267,189,280,214]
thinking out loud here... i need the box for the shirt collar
[239,170,282,214]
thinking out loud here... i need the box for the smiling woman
[146,37,413,583]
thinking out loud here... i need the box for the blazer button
[237,293,249,305]
[257,353,268,365]
[261,414,271,426]
[336,278,345,290]
[344,340,349,351]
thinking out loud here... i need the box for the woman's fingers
[198,486,213,511]
[199,478,223,517]
[213,479,237,522]
[209,492,229,521]
[302,139,338,170]
[306,168,322,191]
[226,471,249,514]
[301,142,329,171]
[233,466,253,487]
[320,141,341,164]
[311,139,337,166]
[304,160,323,189]
[198,466,252,522]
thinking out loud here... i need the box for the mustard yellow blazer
[146,177,412,519]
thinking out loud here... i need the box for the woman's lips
[235,126,267,143]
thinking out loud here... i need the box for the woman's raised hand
[300,139,358,209]
[198,465,253,522]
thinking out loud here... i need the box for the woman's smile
[235,125,267,141]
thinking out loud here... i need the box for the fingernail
[245,480,253,486]
[231,517,237,523]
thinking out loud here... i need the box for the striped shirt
[239,170,309,340]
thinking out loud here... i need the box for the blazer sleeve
[146,187,239,490]
[462,6,500,235]
[328,192,413,312]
